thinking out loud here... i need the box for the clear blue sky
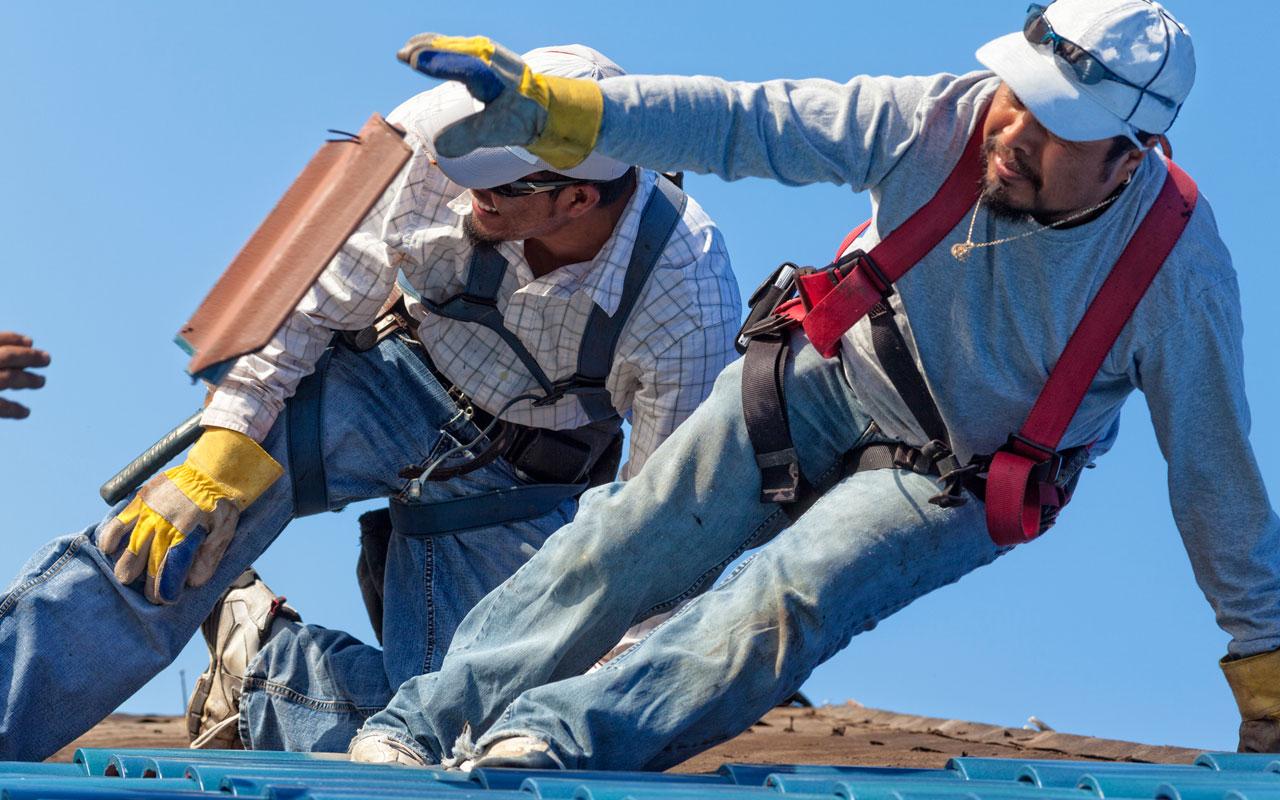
[1,1,1276,753]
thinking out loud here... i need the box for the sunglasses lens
[1023,4,1050,41]
[1024,15,1050,43]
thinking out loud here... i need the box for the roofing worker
[346,0,1280,769]
[0,332,50,420]
[0,45,740,760]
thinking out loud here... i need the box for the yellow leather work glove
[396,33,603,169]
[1221,648,1280,753]
[99,428,283,605]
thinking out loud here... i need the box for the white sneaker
[186,568,299,749]
[469,735,563,771]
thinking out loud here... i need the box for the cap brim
[976,31,1137,143]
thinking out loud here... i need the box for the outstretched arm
[398,33,983,194]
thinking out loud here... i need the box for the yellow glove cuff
[1221,649,1280,720]
[177,427,283,510]
[525,72,604,170]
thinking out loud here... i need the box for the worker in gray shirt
[348,0,1279,768]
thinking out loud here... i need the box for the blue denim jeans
[0,335,572,761]
[359,336,1004,770]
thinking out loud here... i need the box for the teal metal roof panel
[0,748,1275,800]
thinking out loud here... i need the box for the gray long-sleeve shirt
[595,69,1279,656]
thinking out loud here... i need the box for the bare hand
[0,332,51,419]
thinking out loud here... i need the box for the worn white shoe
[348,732,430,766]
[469,735,563,771]
[187,568,299,749]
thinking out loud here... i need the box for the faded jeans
[0,335,572,761]
[358,336,1004,770]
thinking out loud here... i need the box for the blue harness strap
[388,481,582,537]
[574,175,686,420]
[417,245,560,398]
[287,344,335,517]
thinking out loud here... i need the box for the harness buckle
[736,262,806,353]
[532,375,608,407]
[833,249,894,298]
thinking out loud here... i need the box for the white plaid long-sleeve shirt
[202,89,741,476]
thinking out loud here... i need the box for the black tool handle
[99,411,204,506]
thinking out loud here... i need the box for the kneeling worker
[0,44,740,760]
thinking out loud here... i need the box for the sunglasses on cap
[1024,3,1178,112]
[485,176,598,198]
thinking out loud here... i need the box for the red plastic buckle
[799,251,897,358]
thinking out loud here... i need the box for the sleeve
[1134,273,1280,657]
[596,73,966,190]
[200,130,439,441]
[620,225,741,478]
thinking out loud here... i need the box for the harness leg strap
[741,335,807,505]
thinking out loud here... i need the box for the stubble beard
[979,135,1042,223]
[463,215,502,246]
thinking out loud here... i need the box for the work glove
[397,34,603,169]
[99,427,283,605]
[1221,648,1280,752]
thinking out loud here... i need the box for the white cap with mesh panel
[977,0,1194,144]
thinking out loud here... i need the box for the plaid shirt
[202,91,741,476]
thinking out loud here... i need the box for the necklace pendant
[950,242,972,262]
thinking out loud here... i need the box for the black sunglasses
[485,177,592,198]
[1024,3,1177,112]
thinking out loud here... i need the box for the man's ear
[559,183,602,218]
[1120,144,1149,182]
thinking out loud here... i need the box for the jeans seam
[241,676,383,716]
[0,535,89,621]
[422,537,437,673]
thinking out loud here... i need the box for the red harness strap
[796,118,987,357]
[985,161,1198,545]
[738,110,1198,547]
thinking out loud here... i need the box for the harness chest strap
[795,114,989,358]
[985,161,1197,544]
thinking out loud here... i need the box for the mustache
[982,135,1042,191]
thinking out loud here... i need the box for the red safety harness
[737,119,1199,546]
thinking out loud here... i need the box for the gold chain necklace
[950,192,1121,262]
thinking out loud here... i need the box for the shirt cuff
[201,388,277,442]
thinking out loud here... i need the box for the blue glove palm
[396,33,603,169]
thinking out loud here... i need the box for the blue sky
[1,1,1276,752]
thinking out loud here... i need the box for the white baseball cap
[420,44,631,188]
[976,0,1194,144]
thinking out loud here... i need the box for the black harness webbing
[742,333,806,506]
[387,176,687,536]
[867,301,969,506]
